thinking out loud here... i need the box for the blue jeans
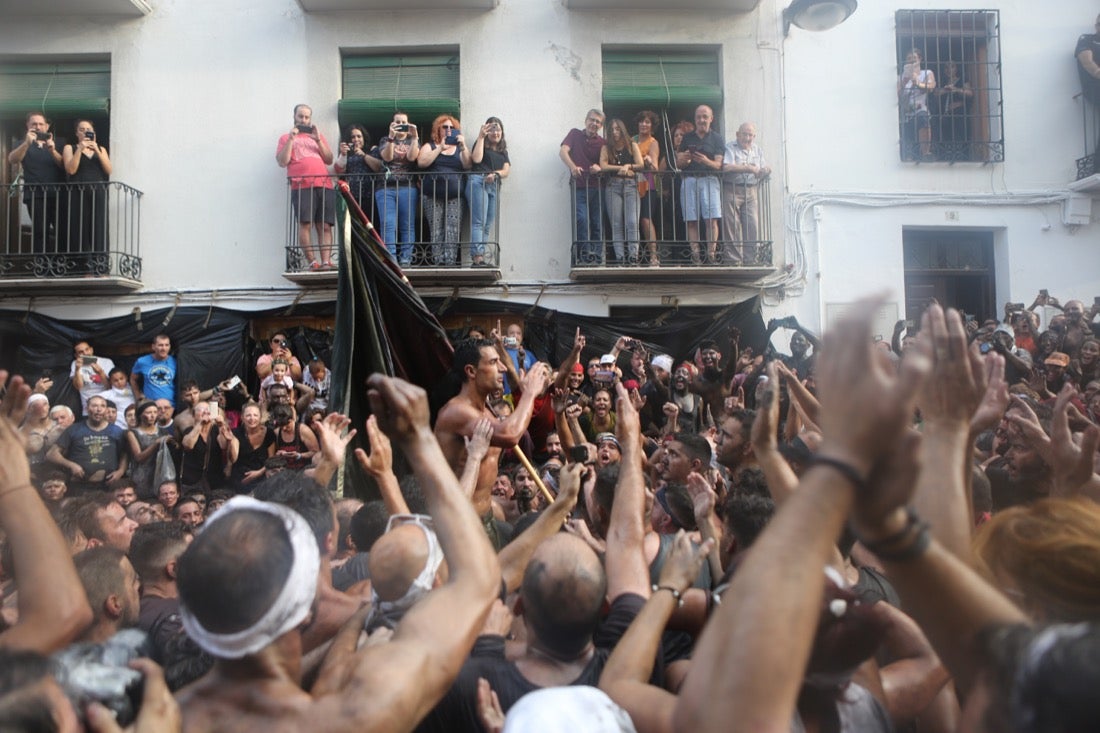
[574,184,603,264]
[466,174,499,260]
[605,177,640,262]
[374,184,418,264]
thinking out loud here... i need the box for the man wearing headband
[176,375,500,733]
[435,338,551,549]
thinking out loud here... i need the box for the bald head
[369,525,434,601]
[521,534,607,657]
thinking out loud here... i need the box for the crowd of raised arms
[1,289,1100,732]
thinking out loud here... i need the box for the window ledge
[0,0,151,16]
[298,0,496,10]
[1069,173,1100,196]
[566,0,757,9]
[0,275,142,295]
[571,264,774,282]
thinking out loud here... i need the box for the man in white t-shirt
[70,341,115,415]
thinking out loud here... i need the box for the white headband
[180,496,320,659]
[366,514,444,630]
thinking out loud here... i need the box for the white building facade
[0,0,1096,346]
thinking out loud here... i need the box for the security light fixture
[783,0,857,35]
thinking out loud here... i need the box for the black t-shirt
[21,141,65,186]
[1076,33,1100,105]
[416,593,648,733]
[472,147,510,174]
[680,130,725,172]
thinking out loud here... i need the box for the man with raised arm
[434,338,551,549]
[175,374,499,733]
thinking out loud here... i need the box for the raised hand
[915,305,986,426]
[314,412,357,466]
[353,414,392,478]
[365,375,430,444]
[656,530,714,593]
[1050,384,1100,496]
[464,418,494,466]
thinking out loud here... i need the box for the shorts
[681,175,722,221]
[291,186,337,225]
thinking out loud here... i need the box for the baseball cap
[1045,352,1070,367]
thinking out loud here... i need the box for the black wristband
[855,507,932,563]
[808,455,869,494]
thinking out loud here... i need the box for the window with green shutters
[339,51,460,142]
[0,60,111,120]
[601,48,722,141]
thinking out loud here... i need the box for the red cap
[571,362,584,374]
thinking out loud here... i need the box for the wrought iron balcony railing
[283,172,501,274]
[568,170,772,269]
[1,181,142,281]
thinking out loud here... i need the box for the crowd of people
[275,101,773,271]
[2,290,1100,732]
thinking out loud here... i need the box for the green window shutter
[340,53,460,134]
[0,61,111,119]
[602,51,721,109]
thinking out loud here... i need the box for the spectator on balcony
[664,120,695,248]
[69,340,115,415]
[418,115,471,267]
[334,124,382,219]
[467,117,511,266]
[7,112,64,255]
[256,330,303,382]
[933,61,974,159]
[560,109,606,263]
[62,120,111,267]
[600,119,644,265]
[275,104,335,270]
[131,333,178,408]
[721,122,771,265]
[675,105,724,265]
[376,112,421,266]
[898,48,936,161]
[1076,13,1100,107]
[634,110,664,266]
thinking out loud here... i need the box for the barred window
[896,10,1004,163]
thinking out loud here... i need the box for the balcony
[568,171,774,282]
[1,181,143,294]
[282,172,501,287]
[565,0,758,11]
[297,0,495,11]
[1072,92,1100,194]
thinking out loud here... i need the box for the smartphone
[225,375,242,390]
[34,130,50,141]
[1009,302,1025,311]
[395,123,410,133]
[81,355,98,365]
[568,445,588,464]
[445,132,460,146]
[1040,289,1049,298]
[208,401,220,421]
[1094,296,1100,307]
[503,336,518,348]
[41,369,53,380]
[296,125,314,135]
[595,369,615,382]
[83,131,95,140]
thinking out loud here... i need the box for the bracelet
[808,455,869,494]
[652,584,684,607]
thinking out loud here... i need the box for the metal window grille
[896,10,1004,163]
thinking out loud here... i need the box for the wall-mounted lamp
[783,0,857,35]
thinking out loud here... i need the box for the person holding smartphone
[334,123,382,218]
[275,104,336,270]
[466,117,511,265]
[376,111,421,266]
[69,340,115,415]
[62,119,111,267]
[7,112,64,255]
[418,114,472,266]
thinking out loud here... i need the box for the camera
[1008,302,1025,312]
[395,123,410,133]
[83,131,95,141]
[54,629,149,728]
[568,445,588,464]
[595,369,615,382]
[34,130,50,141]
[503,336,518,348]
[41,369,53,380]
[296,125,314,135]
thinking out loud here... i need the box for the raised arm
[0,373,93,652]
[674,296,930,733]
[553,328,586,391]
[606,382,651,601]
[308,413,357,489]
[354,415,408,515]
[313,375,499,731]
[750,361,799,505]
[599,531,712,733]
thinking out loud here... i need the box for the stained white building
[0,0,1096,353]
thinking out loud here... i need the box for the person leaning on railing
[7,112,65,256]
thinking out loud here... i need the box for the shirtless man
[434,338,551,548]
[175,374,499,733]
